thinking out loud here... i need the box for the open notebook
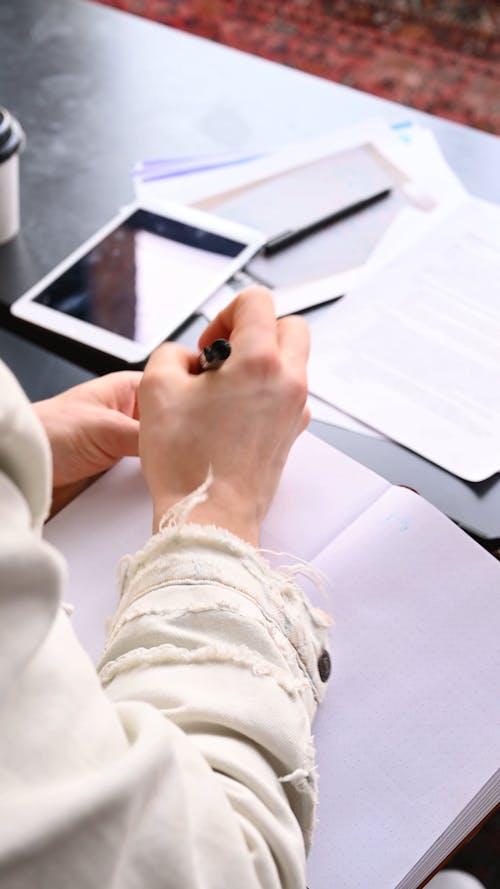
[45,432,500,889]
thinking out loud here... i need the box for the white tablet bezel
[10,199,266,363]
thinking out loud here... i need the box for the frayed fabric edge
[116,470,264,598]
[111,469,332,692]
[278,767,311,792]
[117,468,329,613]
[158,466,213,532]
[99,640,310,699]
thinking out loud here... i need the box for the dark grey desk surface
[1,0,500,544]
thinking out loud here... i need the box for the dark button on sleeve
[317,649,331,682]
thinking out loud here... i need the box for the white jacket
[0,360,330,889]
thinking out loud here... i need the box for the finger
[198,287,277,354]
[96,414,140,461]
[300,403,311,433]
[276,315,310,365]
[143,342,199,380]
[110,415,140,458]
[92,371,143,417]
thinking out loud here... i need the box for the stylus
[262,188,392,256]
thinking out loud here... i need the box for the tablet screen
[32,209,246,344]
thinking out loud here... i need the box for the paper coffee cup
[0,106,24,245]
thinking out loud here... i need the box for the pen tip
[210,339,231,360]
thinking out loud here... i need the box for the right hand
[138,287,310,545]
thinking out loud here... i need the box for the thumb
[100,414,140,460]
[144,342,199,381]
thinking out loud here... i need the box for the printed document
[308,197,500,480]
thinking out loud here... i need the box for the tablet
[10,200,265,363]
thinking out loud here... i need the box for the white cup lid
[0,106,24,164]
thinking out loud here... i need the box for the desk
[1,0,500,545]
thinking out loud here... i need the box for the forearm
[100,523,331,883]
[0,289,330,886]
[1,481,329,889]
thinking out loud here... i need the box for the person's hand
[34,372,141,516]
[138,287,310,545]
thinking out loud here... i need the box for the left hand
[34,372,141,515]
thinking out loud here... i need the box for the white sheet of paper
[308,197,500,481]
[199,210,428,443]
[143,121,467,321]
[135,119,396,208]
[200,215,424,321]
[135,121,463,217]
[307,394,385,438]
[307,484,500,889]
[380,124,467,207]
[201,191,463,322]
[269,205,437,316]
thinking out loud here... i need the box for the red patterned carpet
[97,0,500,133]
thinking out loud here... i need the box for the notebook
[45,431,500,889]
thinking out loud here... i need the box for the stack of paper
[134,119,498,476]
[308,197,500,481]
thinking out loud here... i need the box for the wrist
[152,487,260,546]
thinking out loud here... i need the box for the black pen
[198,338,231,372]
[262,187,392,257]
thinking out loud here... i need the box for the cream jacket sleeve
[0,360,330,889]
